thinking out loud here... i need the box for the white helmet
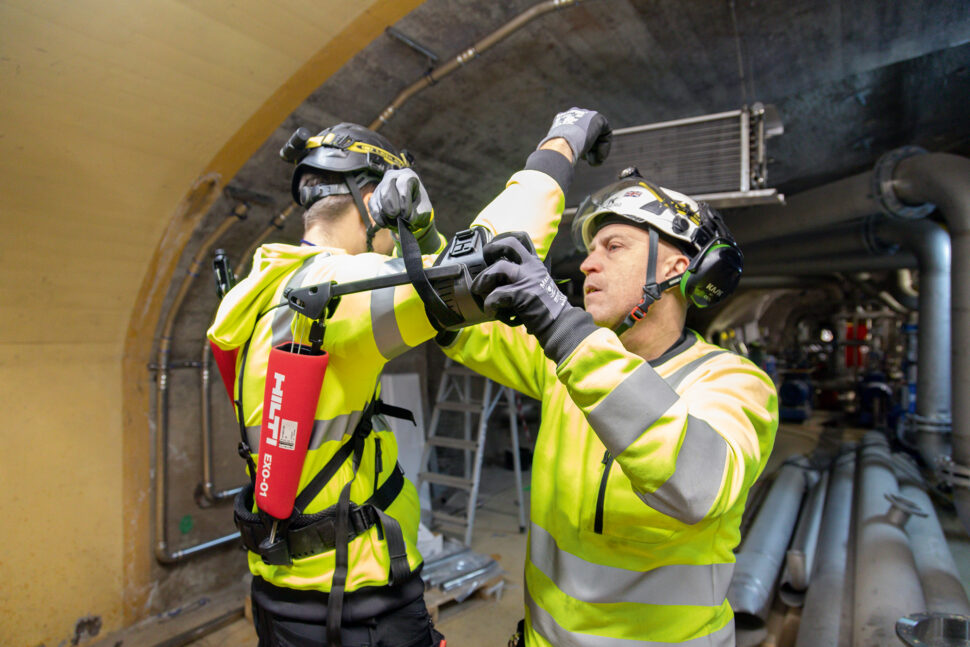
[572,172,709,255]
[571,168,743,333]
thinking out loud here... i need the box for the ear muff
[680,240,743,308]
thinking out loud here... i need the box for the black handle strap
[398,216,463,330]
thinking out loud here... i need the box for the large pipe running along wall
[744,216,952,472]
[893,454,970,615]
[727,459,813,629]
[794,448,856,647]
[735,150,970,531]
[854,432,925,646]
[779,470,829,607]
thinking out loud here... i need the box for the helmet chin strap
[612,228,683,336]
[343,173,377,253]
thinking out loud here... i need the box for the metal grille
[567,104,782,209]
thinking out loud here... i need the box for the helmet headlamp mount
[280,122,412,251]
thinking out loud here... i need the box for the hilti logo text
[264,372,285,447]
[257,452,273,499]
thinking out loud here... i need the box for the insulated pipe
[794,448,856,647]
[733,149,970,531]
[890,154,970,535]
[779,469,829,607]
[853,432,925,646]
[154,207,246,564]
[728,459,812,629]
[894,454,970,615]
[370,0,588,131]
[745,214,953,472]
[873,219,953,471]
[744,252,916,276]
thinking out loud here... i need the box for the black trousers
[251,576,444,647]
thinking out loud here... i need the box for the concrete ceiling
[222,0,970,271]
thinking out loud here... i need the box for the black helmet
[281,122,411,208]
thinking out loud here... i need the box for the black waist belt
[234,463,405,561]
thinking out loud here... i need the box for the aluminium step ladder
[418,358,527,545]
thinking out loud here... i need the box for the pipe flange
[938,455,970,490]
[872,147,936,220]
[884,492,927,527]
[909,413,953,434]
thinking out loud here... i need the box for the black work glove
[537,107,612,166]
[471,236,599,363]
[369,169,442,253]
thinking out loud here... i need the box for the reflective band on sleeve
[526,588,736,647]
[529,523,733,606]
[587,363,679,457]
[635,415,728,524]
[662,351,729,391]
[370,258,408,359]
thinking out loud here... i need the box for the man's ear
[663,252,690,280]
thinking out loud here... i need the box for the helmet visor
[570,178,648,251]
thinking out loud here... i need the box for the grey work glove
[368,168,442,253]
[471,236,599,363]
[538,107,612,166]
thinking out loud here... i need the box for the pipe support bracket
[939,455,970,491]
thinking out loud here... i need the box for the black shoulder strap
[291,398,413,514]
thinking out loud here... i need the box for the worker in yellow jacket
[442,171,779,646]
[207,111,611,646]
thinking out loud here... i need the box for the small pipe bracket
[873,146,935,220]
[938,455,970,491]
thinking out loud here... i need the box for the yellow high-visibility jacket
[206,168,565,594]
[444,325,778,646]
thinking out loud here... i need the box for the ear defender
[680,240,743,308]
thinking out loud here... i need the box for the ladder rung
[436,401,483,413]
[419,472,474,489]
[430,510,469,527]
[427,436,478,450]
[445,365,481,377]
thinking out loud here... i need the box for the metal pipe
[154,208,246,564]
[199,339,245,503]
[744,212,952,474]
[890,154,970,535]
[779,470,829,607]
[744,252,917,276]
[872,219,953,471]
[894,454,970,615]
[795,447,856,647]
[853,432,925,646]
[732,148,970,531]
[728,459,812,629]
[370,0,589,131]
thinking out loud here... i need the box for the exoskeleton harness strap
[233,398,414,647]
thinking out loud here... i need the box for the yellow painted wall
[0,1,421,644]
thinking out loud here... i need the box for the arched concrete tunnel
[3,1,970,645]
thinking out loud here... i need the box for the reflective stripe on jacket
[206,169,565,593]
[444,326,778,645]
